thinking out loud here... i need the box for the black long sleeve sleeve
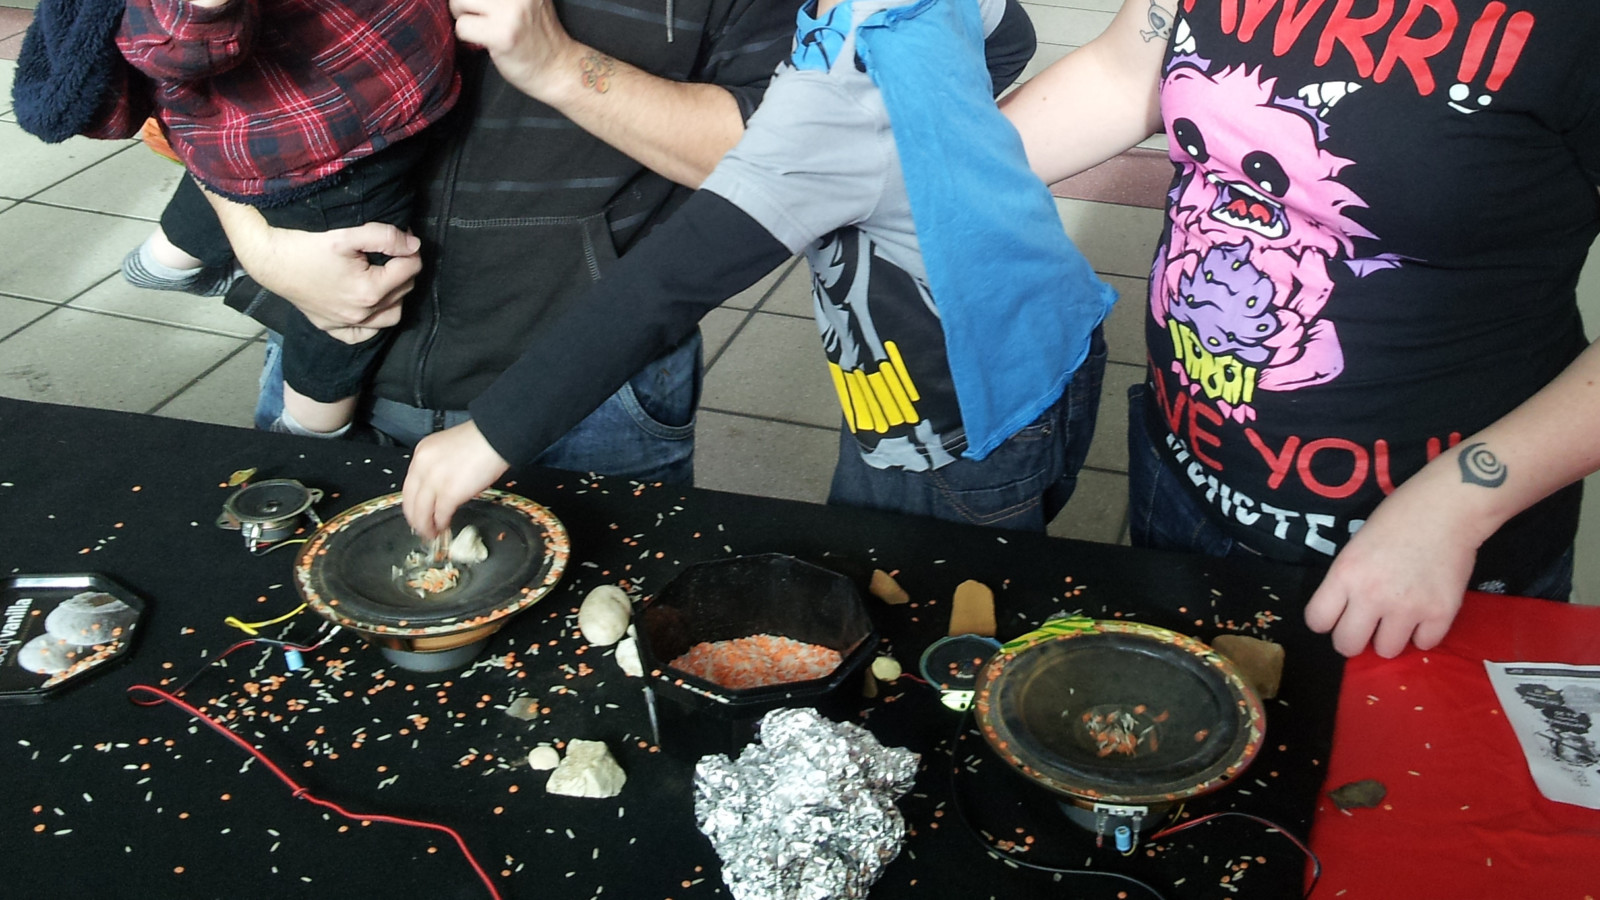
[469,190,793,465]
[985,0,1036,96]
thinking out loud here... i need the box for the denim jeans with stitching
[256,330,702,485]
[826,325,1107,532]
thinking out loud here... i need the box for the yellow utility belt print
[830,340,922,433]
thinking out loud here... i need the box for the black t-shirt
[1141,1,1600,587]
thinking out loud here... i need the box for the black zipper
[410,136,466,410]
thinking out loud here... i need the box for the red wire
[1147,811,1322,895]
[126,682,503,900]
[127,636,333,705]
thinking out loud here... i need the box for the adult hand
[402,421,512,540]
[206,188,422,333]
[451,0,577,102]
[241,222,421,332]
[1302,487,1476,658]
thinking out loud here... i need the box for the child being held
[19,0,459,437]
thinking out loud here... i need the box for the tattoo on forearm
[1142,1,1176,42]
[580,52,616,94]
[1458,442,1508,488]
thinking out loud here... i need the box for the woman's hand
[1303,474,1480,658]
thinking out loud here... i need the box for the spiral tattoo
[1458,442,1507,488]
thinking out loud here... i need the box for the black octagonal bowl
[637,554,876,754]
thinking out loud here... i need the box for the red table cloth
[1313,591,1600,898]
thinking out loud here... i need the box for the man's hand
[403,421,512,540]
[451,0,576,103]
[242,222,420,332]
[1303,485,1477,658]
[205,190,421,332]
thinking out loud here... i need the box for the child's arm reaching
[402,190,793,538]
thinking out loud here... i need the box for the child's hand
[451,0,575,102]
[402,421,511,540]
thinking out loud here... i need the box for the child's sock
[121,239,241,297]
[272,408,353,440]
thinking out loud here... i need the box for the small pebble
[528,746,561,771]
[870,656,903,682]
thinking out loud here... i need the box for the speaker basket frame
[973,618,1265,808]
[294,490,569,653]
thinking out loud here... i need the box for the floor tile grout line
[703,307,762,373]
[747,257,805,315]
[748,307,811,322]
[697,405,839,432]
[1080,462,1128,477]
[8,140,147,205]
[9,198,161,224]
[0,272,265,342]
[0,295,60,344]
[704,256,804,371]
[60,302,267,342]
[145,339,262,417]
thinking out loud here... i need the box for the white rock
[527,745,561,771]
[545,739,626,798]
[578,585,632,646]
[614,637,643,678]
[870,656,903,682]
[448,525,489,565]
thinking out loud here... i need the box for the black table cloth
[0,398,1341,899]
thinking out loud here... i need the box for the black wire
[127,626,339,706]
[941,705,1170,900]
[940,701,1322,899]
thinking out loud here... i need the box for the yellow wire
[225,603,308,636]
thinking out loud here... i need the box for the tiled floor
[0,1,1165,547]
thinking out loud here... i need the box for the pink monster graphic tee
[1140,0,1600,586]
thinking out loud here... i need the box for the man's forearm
[470,190,791,463]
[452,0,747,188]
[530,46,743,188]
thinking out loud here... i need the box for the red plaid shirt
[116,0,459,204]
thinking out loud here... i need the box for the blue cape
[856,0,1115,458]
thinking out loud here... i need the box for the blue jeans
[256,330,701,485]
[1125,383,1575,600]
[827,325,1107,532]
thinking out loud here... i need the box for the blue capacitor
[1114,825,1132,852]
[284,648,305,672]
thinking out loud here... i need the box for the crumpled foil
[693,707,920,900]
